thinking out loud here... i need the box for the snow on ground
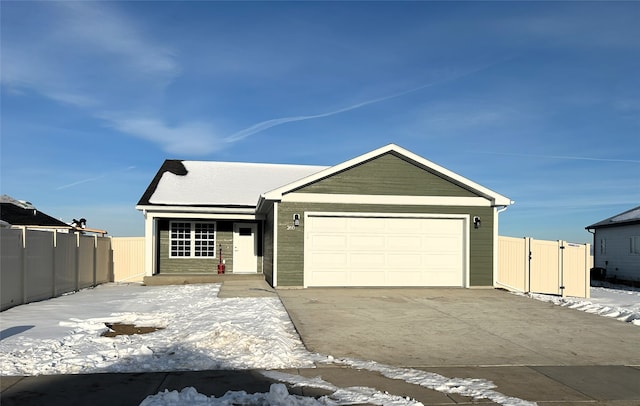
[6,282,637,405]
[0,284,314,375]
[526,283,640,326]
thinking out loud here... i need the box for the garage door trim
[303,212,470,288]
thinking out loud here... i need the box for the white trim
[282,193,491,206]
[272,202,279,287]
[492,207,499,288]
[144,213,155,276]
[303,211,470,288]
[136,205,256,215]
[262,144,512,206]
[138,211,261,221]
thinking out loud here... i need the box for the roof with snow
[137,160,328,207]
[0,200,71,228]
[586,205,640,229]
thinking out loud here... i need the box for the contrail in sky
[224,83,434,143]
[224,59,512,143]
[56,166,136,190]
[478,152,640,164]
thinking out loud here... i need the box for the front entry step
[143,273,265,286]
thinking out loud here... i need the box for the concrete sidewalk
[2,365,640,405]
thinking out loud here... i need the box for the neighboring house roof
[261,144,513,206]
[586,205,640,229]
[0,202,71,228]
[137,160,328,208]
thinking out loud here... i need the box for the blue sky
[1,1,638,243]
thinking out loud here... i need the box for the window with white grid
[170,221,216,258]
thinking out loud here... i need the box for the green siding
[157,219,263,274]
[295,152,479,197]
[275,203,494,287]
[263,206,275,285]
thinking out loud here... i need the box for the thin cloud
[1,2,179,106]
[225,59,512,143]
[57,166,136,190]
[224,84,432,143]
[478,152,640,164]
[103,115,222,155]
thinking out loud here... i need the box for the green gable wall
[294,152,480,197]
[275,202,495,287]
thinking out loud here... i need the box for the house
[0,195,108,236]
[1,195,73,232]
[136,144,513,288]
[586,205,640,283]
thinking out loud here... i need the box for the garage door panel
[306,215,465,287]
[311,217,348,232]
[310,234,347,250]
[349,217,386,232]
[349,235,386,250]
[424,236,460,250]
[309,252,348,267]
[424,254,461,267]
[387,236,422,249]
[349,270,386,286]
[387,271,422,285]
[388,253,422,268]
[311,270,349,286]
[350,253,386,267]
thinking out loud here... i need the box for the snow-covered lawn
[1,282,637,405]
[525,283,640,326]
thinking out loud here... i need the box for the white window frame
[631,236,640,255]
[169,221,217,258]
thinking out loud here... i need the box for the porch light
[473,216,481,229]
[293,214,300,227]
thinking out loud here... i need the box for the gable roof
[0,201,71,228]
[261,144,513,206]
[586,205,640,229]
[137,160,328,208]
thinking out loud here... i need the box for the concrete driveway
[277,288,640,367]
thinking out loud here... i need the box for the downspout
[493,203,512,288]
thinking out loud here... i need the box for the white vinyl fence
[497,236,591,298]
[1,228,112,311]
[111,237,145,283]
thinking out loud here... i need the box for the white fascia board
[282,193,491,206]
[143,211,262,221]
[136,205,256,215]
[261,143,513,206]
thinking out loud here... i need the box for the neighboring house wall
[594,224,640,282]
[275,202,494,287]
[1,228,112,311]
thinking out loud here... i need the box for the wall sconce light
[293,213,300,227]
[473,216,481,229]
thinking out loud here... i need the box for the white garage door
[305,215,466,287]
